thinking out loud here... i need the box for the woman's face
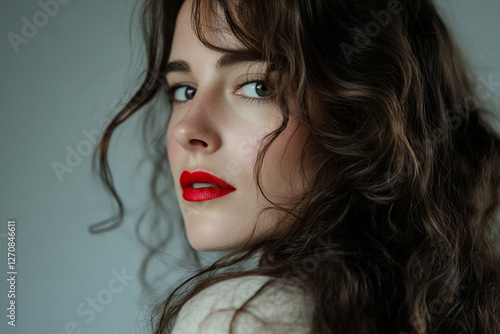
[166,1,311,251]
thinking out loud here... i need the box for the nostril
[189,139,208,147]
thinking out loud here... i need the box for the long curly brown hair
[91,0,500,333]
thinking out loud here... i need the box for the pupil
[255,83,271,97]
[186,88,196,99]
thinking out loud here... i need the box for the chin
[186,229,235,252]
[188,239,233,252]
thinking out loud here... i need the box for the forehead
[169,0,243,60]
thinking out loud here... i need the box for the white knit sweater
[171,275,313,334]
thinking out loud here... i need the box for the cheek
[261,122,310,197]
[166,122,180,169]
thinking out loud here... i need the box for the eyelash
[164,79,274,105]
[165,84,193,105]
[236,80,274,104]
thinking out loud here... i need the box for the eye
[170,85,196,102]
[236,81,273,99]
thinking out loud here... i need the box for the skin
[166,1,311,252]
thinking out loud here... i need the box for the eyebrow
[165,53,264,75]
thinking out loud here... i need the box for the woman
[91,0,500,333]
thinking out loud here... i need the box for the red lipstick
[180,170,236,202]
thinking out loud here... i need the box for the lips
[180,170,236,202]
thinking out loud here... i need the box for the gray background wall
[1,0,499,333]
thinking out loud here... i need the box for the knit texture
[171,275,314,334]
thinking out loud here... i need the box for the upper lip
[180,170,236,190]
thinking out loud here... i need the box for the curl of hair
[91,0,500,333]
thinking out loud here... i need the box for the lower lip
[183,187,235,202]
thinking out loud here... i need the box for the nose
[171,95,222,154]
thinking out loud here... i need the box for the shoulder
[171,275,313,334]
